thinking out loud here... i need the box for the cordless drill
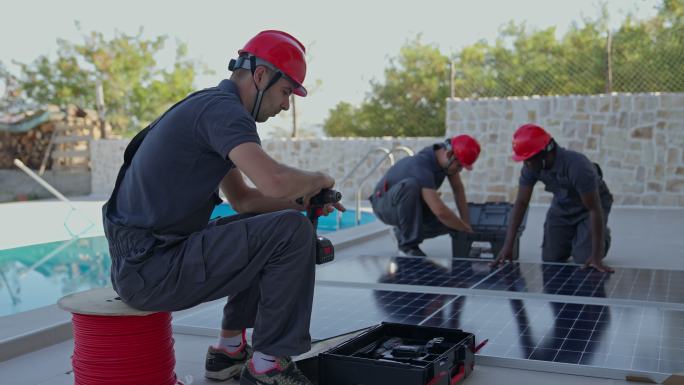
[298,189,342,264]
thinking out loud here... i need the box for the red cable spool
[59,288,183,385]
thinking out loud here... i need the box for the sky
[0,0,660,137]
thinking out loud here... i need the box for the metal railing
[338,147,394,187]
[335,147,393,229]
[353,146,414,224]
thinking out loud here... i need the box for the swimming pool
[210,204,376,233]
[0,208,374,316]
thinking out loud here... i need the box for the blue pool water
[210,204,376,233]
[0,207,374,316]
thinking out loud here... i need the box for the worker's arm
[447,172,470,225]
[491,184,534,267]
[579,189,614,273]
[220,168,303,213]
[228,142,333,202]
[421,188,472,232]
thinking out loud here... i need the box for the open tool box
[451,202,528,259]
[316,323,476,385]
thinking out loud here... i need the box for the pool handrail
[353,146,415,224]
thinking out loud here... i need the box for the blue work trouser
[370,179,449,248]
[105,209,316,357]
[541,206,612,264]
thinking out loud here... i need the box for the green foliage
[14,26,209,135]
[453,1,684,97]
[324,0,684,137]
[611,0,684,92]
[324,37,450,137]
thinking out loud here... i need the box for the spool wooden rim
[58,287,155,316]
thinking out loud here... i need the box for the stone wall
[90,92,684,207]
[0,170,91,202]
[90,138,445,203]
[446,93,684,207]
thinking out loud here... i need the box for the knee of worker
[272,209,315,246]
[541,242,571,263]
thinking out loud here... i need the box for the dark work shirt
[374,145,446,195]
[519,146,612,218]
[109,80,260,234]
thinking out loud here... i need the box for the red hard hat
[512,124,553,162]
[450,135,481,171]
[239,30,308,96]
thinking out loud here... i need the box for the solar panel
[310,286,459,340]
[474,262,684,306]
[316,255,496,289]
[174,285,684,377]
[173,286,459,341]
[317,256,684,309]
[420,294,684,374]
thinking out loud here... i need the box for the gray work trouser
[105,209,316,357]
[370,179,449,248]
[541,206,612,264]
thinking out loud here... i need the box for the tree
[324,0,684,137]
[612,0,684,92]
[324,37,450,137]
[14,26,210,135]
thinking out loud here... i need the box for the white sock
[216,332,243,353]
[251,351,278,373]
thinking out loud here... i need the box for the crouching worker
[369,135,480,256]
[492,124,614,272]
[102,30,343,385]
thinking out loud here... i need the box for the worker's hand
[490,246,514,268]
[321,201,346,215]
[453,218,473,233]
[318,172,335,190]
[582,256,614,273]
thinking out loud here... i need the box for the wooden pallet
[47,121,93,172]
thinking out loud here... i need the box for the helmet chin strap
[441,139,459,176]
[443,153,459,176]
[540,139,556,170]
[229,55,283,120]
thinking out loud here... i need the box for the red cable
[71,312,180,385]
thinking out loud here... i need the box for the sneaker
[399,245,427,257]
[240,356,312,385]
[205,344,253,381]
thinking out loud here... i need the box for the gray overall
[369,145,451,249]
[520,147,613,264]
[103,88,316,357]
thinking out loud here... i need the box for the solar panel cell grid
[420,295,684,374]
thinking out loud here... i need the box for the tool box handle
[449,365,465,384]
[427,365,465,385]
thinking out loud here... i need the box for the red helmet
[512,124,553,162]
[239,30,308,96]
[450,135,481,170]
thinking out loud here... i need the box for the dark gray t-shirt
[519,146,612,217]
[108,80,259,234]
[374,145,446,195]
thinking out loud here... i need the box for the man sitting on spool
[369,135,480,256]
[102,30,343,385]
[492,124,614,272]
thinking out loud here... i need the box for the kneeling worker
[493,124,614,272]
[369,135,480,256]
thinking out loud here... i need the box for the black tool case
[451,202,528,259]
[317,323,475,385]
